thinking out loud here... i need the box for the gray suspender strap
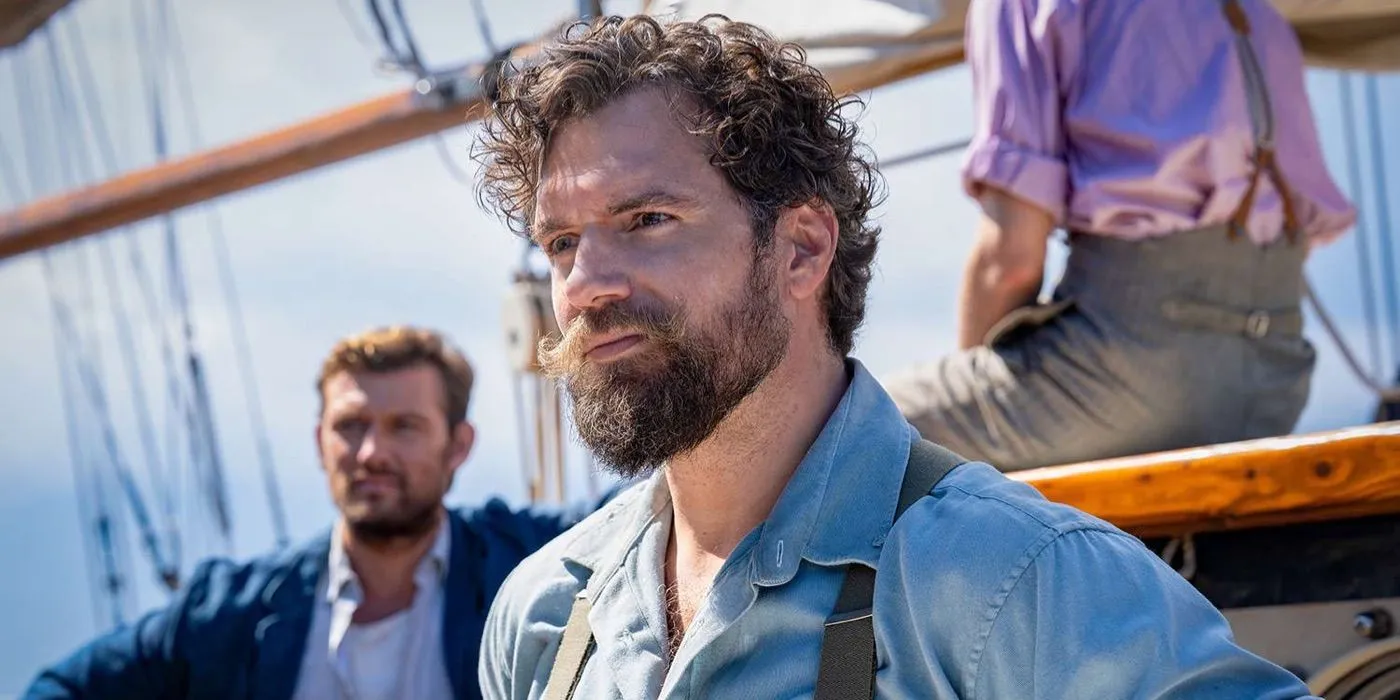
[542,594,596,700]
[814,565,878,700]
[540,438,966,700]
[813,438,967,700]
[1221,0,1302,244]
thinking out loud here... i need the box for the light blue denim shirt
[480,360,1315,699]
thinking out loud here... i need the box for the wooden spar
[0,64,491,260]
[1,0,1396,260]
[1015,422,1400,538]
[823,41,964,97]
[0,36,963,262]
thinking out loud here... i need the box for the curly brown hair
[317,325,475,427]
[474,14,885,356]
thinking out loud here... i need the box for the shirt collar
[561,359,914,594]
[327,513,453,603]
[560,470,672,596]
[750,358,913,587]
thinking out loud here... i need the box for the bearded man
[472,15,1316,700]
[25,326,602,700]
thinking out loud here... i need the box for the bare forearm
[956,187,1054,350]
[957,249,1043,349]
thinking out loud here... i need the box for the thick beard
[540,251,790,477]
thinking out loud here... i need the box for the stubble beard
[340,452,450,545]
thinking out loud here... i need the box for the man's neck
[665,346,849,561]
[660,342,847,654]
[340,510,444,624]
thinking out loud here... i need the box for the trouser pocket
[984,298,1077,348]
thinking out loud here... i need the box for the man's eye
[634,212,673,229]
[548,236,577,256]
[334,419,367,434]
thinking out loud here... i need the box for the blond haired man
[26,326,598,700]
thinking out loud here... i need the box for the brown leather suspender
[1222,0,1303,244]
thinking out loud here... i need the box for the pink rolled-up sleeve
[961,0,1078,223]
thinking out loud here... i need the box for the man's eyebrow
[532,189,697,243]
[606,189,697,216]
[531,217,567,244]
[392,410,434,424]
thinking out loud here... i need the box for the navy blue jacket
[23,498,589,700]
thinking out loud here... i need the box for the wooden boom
[1016,422,1400,538]
[0,34,962,262]
[0,65,491,260]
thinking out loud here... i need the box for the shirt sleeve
[477,588,517,700]
[974,528,1318,699]
[22,582,187,699]
[961,0,1077,221]
[477,556,572,700]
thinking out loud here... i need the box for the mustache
[350,464,405,484]
[538,301,684,376]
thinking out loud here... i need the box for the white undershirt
[341,609,411,700]
[289,521,454,700]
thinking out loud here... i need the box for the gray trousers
[884,226,1317,472]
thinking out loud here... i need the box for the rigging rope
[160,0,292,548]
[337,0,380,50]
[1338,73,1385,379]
[468,0,500,54]
[0,112,129,628]
[432,135,475,184]
[20,29,180,592]
[64,17,190,375]
[12,43,122,616]
[390,0,426,72]
[132,0,236,552]
[366,0,427,77]
[46,32,177,587]
[1306,279,1400,402]
[52,310,126,627]
[358,0,473,185]
[880,136,972,170]
[63,16,193,566]
[1363,74,1400,373]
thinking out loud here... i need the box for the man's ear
[776,201,839,302]
[314,422,327,473]
[447,421,476,474]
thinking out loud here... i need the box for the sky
[0,0,1397,694]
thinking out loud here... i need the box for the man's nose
[560,230,631,314]
[355,426,390,466]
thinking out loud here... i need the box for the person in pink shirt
[885,0,1356,470]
